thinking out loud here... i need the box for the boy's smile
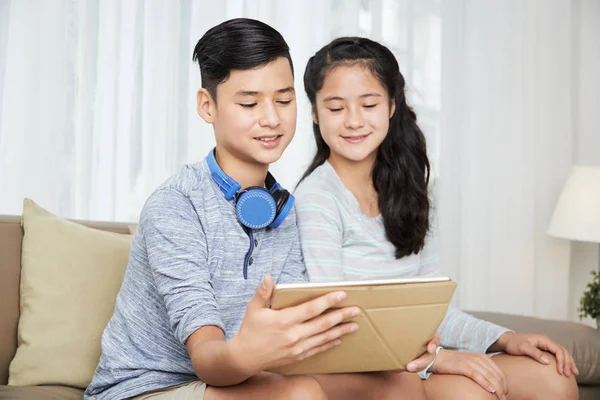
[197,57,296,188]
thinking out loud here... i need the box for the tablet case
[268,279,456,375]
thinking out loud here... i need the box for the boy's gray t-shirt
[85,158,307,399]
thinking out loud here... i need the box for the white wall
[569,0,600,326]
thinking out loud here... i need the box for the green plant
[578,270,600,320]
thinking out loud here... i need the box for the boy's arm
[294,190,344,282]
[186,274,360,386]
[142,188,225,352]
[185,326,251,387]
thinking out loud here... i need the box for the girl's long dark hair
[300,37,430,258]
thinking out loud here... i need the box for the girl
[295,37,579,400]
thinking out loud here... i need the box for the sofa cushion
[468,311,600,385]
[0,385,84,399]
[8,199,132,389]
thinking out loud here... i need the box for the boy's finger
[294,306,360,340]
[286,291,347,323]
[247,274,274,311]
[295,322,356,359]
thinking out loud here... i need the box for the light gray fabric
[295,161,510,354]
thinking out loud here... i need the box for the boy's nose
[259,104,281,128]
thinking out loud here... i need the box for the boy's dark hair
[299,37,431,259]
[192,18,293,102]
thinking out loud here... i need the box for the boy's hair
[192,18,294,102]
[299,37,431,259]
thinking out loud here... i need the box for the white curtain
[438,0,600,322]
[1,0,598,322]
[0,0,440,222]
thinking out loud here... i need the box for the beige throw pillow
[8,199,132,388]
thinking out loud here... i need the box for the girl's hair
[300,37,430,258]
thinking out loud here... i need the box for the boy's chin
[251,151,284,166]
[249,146,287,165]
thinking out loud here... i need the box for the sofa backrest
[0,215,23,386]
[0,215,130,385]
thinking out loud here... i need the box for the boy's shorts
[132,381,207,399]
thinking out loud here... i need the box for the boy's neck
[215,149,269,189]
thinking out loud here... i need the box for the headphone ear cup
[235,187,277,229]
[270,190,294,229]
[273,189,290,215]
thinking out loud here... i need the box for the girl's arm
[294,189,345,282]
[418,235,512,354]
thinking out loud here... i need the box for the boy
[86,18,430,400]
[84,18,358,400]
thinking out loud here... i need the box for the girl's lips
[341,133,371,144]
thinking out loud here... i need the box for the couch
[1,213,599,399]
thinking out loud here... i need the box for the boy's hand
[229,274,360,375]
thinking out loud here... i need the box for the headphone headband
[206,148,293,230]
[206,149,241,200]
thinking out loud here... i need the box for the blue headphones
[206,149,294,229]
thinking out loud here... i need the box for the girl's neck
[328,152,380,218]
[328,152,375,188]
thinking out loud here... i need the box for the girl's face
[313,64,395,165]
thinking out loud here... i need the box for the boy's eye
[328,108,343,113]
[239,103,257,108]
[277,100,293,105]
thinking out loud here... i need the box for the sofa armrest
[466,311,600,385]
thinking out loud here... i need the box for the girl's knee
[533,369,579,400]
[286,376,327,400]
[425,375,497,400]
[378,372,427,400]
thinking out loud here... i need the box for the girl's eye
[364,104,378,109]
[328,108,343,113]
[239,103,257,108]
[277,100,293,105]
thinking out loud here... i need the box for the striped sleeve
[294,189,344,283]
[142,188,225,345]
[418,236,512,353]
[278,208,309,284]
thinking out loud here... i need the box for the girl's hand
[404,334,440,371]
[429,349,508,400]
[492,332,579,377]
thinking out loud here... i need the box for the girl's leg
[205,372,326,400]
[422,351,578,400]
[492,351,578,400]
[313,371,428,400]
[423,374,497,400]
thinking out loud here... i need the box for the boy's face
[200,57,296,168]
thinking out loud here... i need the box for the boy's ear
[389,99,396,119]
[311,105,319,126]
[197,88,216,123]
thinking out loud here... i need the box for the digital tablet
[268,276,456,375]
